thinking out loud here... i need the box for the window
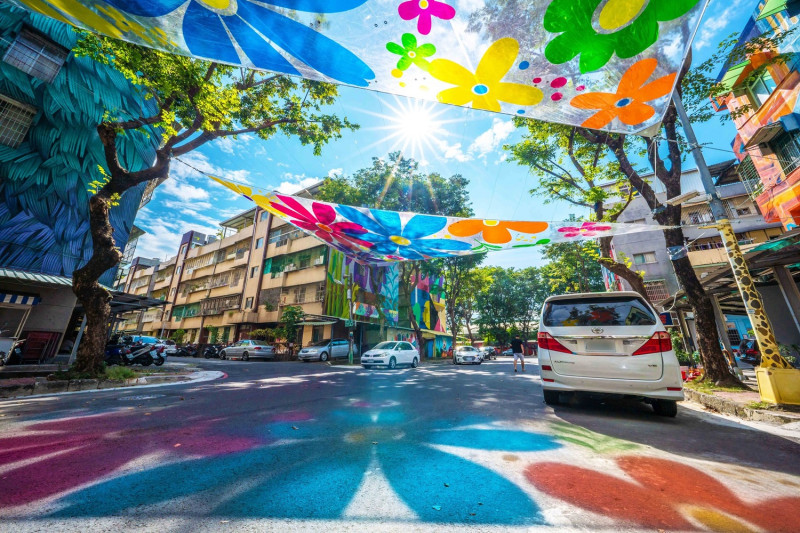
[633,252,657,265]
[0,94,36,148]
[256,237,264,249]
[315,283,325,302]
[293,286,306,304]
[736,206,752,216]
[260,211,269,222]
[686,210,712,225]
[643,280,670,302]
[3,29,68,82]
[299,254,311,269]
[180,244,187,256]
[250,266,257,278]
[245,297,253,309]
[312,325,323,343]
[726,328,741,346]
[744,70,777,108]
[770,131,800,176]
[542,296,657,327]
[176,265,182,275]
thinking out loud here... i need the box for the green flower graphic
[543,0,701,73]
[386,33,436,74]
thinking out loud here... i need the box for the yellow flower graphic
[429,38,543,112]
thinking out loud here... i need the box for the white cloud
[495,152,508,165]
[695,0,745,49]
[468,118,515,157]
[432,137,472,162]
[277,162,290,168]
[217,137,236,154]
[159,179,210,201]
[327,168,343,178]
[276,176,319,194]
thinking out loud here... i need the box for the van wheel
[653,400,678,417]
[543,390,560,406]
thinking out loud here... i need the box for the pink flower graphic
[398,0,456,35]
[272,194,373,249]
[557,221,612,238]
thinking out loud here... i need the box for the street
[1,357,798,532]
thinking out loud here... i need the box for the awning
[717,61,752,93]
[0,268,72,286]
[744,122,784,148]
[300,320,338,326]
[75,291,167,314]
[757,0,786,20]
[0,292,40,306]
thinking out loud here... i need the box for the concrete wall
[757,284,800,346]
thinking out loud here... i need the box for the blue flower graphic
[104,0,375,86]
[48,406,560,524]
[336,205,471,260]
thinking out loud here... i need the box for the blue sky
[133,0,756,269]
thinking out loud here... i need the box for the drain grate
[118,394,165,401]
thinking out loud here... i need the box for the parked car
[453,345,483,365]
[538,291,683,417]
[161,339,177,355]
[220,339,275,361]
[480,346,496,360]
[298,338,358,362]
[361,341,419,369]
[502,349,513,356]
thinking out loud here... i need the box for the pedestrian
[511,334,525,373]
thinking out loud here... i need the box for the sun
[361,96,457,161]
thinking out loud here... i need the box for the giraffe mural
[717,221,791,370]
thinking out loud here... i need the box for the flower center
[596,0,649,32]
[483,220,500,226]
[390,235,411,246]
[316,223,332,233]
[419,0,429,9]
[472,84,489,95]
[616,97,632,107]
[407,50,417,59]
[197,0,237,15]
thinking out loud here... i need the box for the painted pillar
[717,221,790,370]
[774,265,800,335]
[710,295,733,354]
[677,310,695,350]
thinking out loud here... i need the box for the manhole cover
[118,394,165,401]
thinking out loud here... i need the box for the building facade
[117,189,452,357]
[715,1,800,229]
[0,5,158,361]
[607,161,784,343]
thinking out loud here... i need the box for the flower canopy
[13,0,708,133]
[210,175,665,263]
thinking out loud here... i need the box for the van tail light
[632,331,672,355]
[541,365,552,371]
[537,332,572,354]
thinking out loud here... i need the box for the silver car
[298,338,358,362]
[220,340,275,361]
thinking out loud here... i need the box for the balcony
[200,294,242,316]
[687,247,728,267]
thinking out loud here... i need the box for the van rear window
[542,297,656,327]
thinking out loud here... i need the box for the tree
[455,266,494,342]
[170,329,186,344]
[506,120,649,300]
[69,34,357,376]
[430,255,484,350]
[539,242,606,294]
[317,152,473,355]
[279,306,305,356]
[475,267,550,345]
[204,325,219,345]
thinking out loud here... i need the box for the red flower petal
[312,202,336,225]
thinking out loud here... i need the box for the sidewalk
[683,380,800,426]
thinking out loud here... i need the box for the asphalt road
[1,356,798,532]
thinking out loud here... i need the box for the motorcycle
[175,344,198,358]
[204,344,224,359]
[105,340,157,366]
[0,338,25,366]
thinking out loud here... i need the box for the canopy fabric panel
[209,175,669,264]
[12,0,708,134]
[756,0,787,20]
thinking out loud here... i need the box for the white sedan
[361,341,419,369]
[453,346,483,365]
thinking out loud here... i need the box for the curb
[683,388,800,425]
[0,371,224,400]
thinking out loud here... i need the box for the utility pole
[672,94,797,404]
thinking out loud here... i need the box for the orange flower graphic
[448,219,548,244]
[571,58,676,130]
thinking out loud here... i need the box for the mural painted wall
[0,5,158,284]
[408,272,447,333]
[326,249,399,325]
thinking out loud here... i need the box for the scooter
[204,344,223,359]
[175,344,198,358]
[0,338,24,366]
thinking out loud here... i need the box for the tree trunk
[71,196,123,375]
[662,228,739,386]
[598,236,651,303]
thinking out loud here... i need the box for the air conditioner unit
[314,257,324,266]
[285,264,297,272]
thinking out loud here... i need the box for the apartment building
[714,1,800,229]
[605,161,783,344]
[117,188,453,356]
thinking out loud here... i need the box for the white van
[537,292,683,417]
